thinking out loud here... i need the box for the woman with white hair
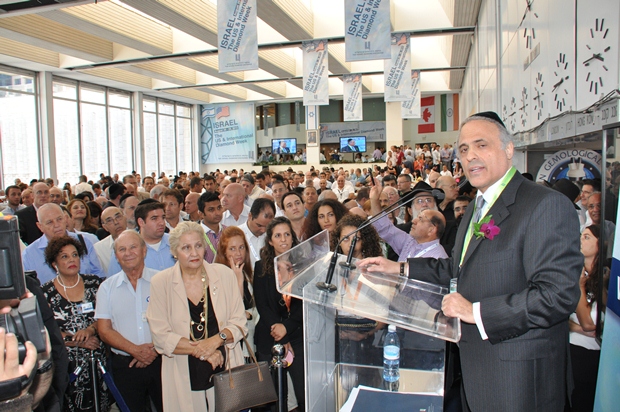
[147,221,247,411]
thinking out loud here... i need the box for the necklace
[189,271,209,341]
[56,275,80,296]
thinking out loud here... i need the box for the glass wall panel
[0,86,39,184]
[158,114,175,176]
[53,98,81,185]
[81,102,108,179]
[109,106,132,177]
[143,112,158,176]
[177,117,192,173]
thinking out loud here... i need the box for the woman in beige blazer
[147,222,247,411]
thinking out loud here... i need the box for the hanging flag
[217,0,258,73]
[303,40,329,106]
[384,33,412,102]
[344,0,391,61]
[441,94,460,131]
[418,96,435,133]
[343,73,363,121]
[402,70,421,118]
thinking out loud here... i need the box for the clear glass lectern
[275,231,460,412]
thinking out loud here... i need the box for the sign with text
[384,33,412,102]
[343,73,363,121]
[201,103,256,164]
[401,70,421,119]
[303,40,329,106]
[344,0,391,61]
[217,0,258,73]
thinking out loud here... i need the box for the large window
[143,97,194,177]
[53,79,133,184]
[0,67,39,186]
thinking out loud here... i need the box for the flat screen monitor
[340,136,366,153]
[272,138,297,154]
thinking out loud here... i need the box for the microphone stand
[316,186,442,292]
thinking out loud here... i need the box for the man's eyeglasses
[103,214,124,225]
[414,197,435,205]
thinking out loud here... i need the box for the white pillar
[305,105,320,165]
[38,71,55,179]
[385,101,404,150]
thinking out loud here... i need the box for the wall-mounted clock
[553,52,570,112]
[581,17,613,96]
[520,0,539,50]
[503,96,518,133]
[533,72,545,120]
[519,87,529,128]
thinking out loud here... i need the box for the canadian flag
[418,96,435,134]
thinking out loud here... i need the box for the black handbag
[212,325,277,412]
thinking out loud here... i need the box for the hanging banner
[217,0,258,73]
[402,70,421,119]
[344,0,391,62]
[200,103,256,164]
[343,73,363,121]
[384,33,412,102]
[303,40,329,106]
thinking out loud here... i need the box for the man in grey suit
[359,112,582,411]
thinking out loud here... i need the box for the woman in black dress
[42,235,110,412]
[254,217,304,411]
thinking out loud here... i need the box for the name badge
[77,302,94,314]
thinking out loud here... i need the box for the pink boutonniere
[473,216,500,240]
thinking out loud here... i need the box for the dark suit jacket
[341,145,359,153]
[274,147,289,154]
[16,205,43,245]
[408,172,581,411]
[253,261,303,355]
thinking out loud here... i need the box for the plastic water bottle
[383,324,400,383]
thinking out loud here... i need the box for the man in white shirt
[270,180,288,217]
[333,175,354,202]
[241,175,265,207]
[238,198,275,267]
[96,230,163,412]
[221,183,251,227]
[199,191,226,263]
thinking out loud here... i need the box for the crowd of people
[0,126,613,411]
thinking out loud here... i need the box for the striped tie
[473,195,485,223]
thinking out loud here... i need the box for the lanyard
[248,240,260,262]
[204,232,217,255]
[410,242,439,258]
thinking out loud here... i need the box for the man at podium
[358,112,582,412]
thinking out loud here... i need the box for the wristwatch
[219,331,227,343]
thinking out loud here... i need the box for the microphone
[316,180,444,293]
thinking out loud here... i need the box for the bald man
[16,181,51,244]
[22,203,104,283]
[221,183,250,226]
[184,192,203,222]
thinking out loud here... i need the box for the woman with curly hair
[42,235,110,412]
[254,217,304,411]
[332,215,385,363]
[301,199,349,243]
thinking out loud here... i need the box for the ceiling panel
[0,0,476,105]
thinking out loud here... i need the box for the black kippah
[471,111,507,129]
